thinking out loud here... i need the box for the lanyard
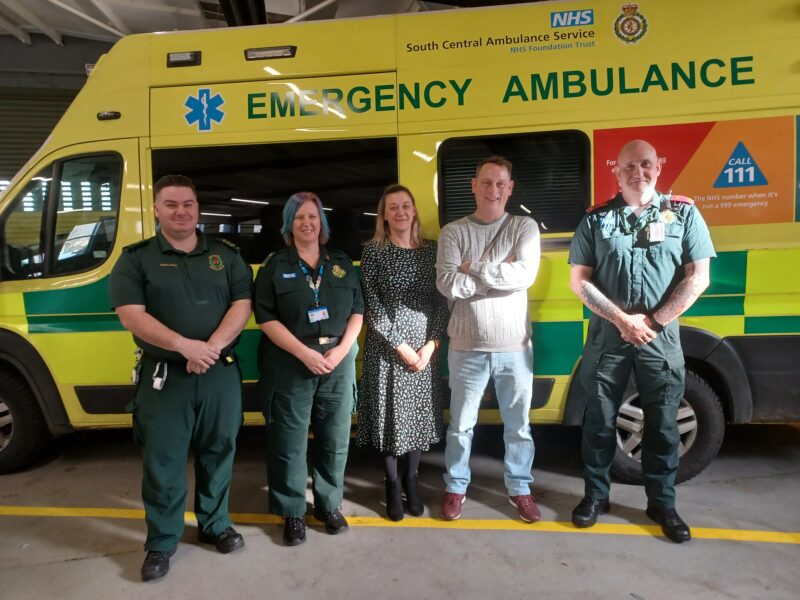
[298,261,324,307]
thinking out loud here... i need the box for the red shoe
[509,494,541,523]
[441,492,466,520]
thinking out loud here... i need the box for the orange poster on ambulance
[593,116,794,226]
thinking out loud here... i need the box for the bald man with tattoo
[568,139,716,543]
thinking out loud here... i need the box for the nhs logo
[550,9,594,27]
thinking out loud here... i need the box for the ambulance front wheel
[611,369,725,485]
[0,369,50,474]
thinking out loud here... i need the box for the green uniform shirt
[109,231,253,361]
[254,244,364,340]
[568,192,716,314]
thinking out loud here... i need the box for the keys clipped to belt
[131,348,143,385]
[152,361,168,390]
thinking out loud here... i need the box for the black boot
[403,474,424,517]
[385,479,404,521]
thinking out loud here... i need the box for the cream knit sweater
[436,213,540,352]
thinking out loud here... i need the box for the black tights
[383,450,422,481]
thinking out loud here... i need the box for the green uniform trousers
[260,343,357,517]
[132,357,242,551]
[580,321,685,508]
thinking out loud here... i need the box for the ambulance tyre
[611,369,725,485]
[0,369,50,474]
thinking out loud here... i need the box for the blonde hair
[370,184,424,248]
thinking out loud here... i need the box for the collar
[156,230,207,255]
[468,212,507,226]
[288,244,331,268]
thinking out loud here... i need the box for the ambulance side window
[51,155,121,275]
[0,169,51,280]
[152,137,398,265]
[438,131,590,238]
[0,153,121,281]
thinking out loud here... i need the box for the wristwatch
[649,315,665,333]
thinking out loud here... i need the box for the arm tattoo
[580,280,622,322]
[654,262,707,324]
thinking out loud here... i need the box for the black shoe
[313,508,349,535]
[140,548,176,582]
[646,506,692,543]
[571,497,610,528]
[283,517,306,546]
[199,526,245,554]
[385,479,404,522]
[402,474,424,517]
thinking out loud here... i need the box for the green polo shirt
[109,231,253,361]
[254,244,364,341]
[568,192,716,314]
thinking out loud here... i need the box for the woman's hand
[412,341,437,372]
[395,343,422,368]
[300,348,334,375]
[323,344,349,370]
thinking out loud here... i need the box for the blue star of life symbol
[184,88,224,131]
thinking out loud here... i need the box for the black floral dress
[357,240,449,455]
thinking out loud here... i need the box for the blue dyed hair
[281,191,331,246]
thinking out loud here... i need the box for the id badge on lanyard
[299,261,330,323]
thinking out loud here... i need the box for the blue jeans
[443,348,535,496]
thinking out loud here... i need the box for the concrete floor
[1,424,799,600]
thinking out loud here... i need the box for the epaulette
[259,251,278,268]
[587,194,623,213]
[123,239,150,252]
[587,203,609,214]
[668,194,695,205]
[216,238,241,253]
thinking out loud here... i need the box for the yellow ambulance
[1,0,798,482]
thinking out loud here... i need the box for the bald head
[614,139,662,206]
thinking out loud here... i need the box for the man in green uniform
[109,175,253,580]
[568,140,715,543]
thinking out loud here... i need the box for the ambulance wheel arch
[562,346,729,485]
[0,330,69,473]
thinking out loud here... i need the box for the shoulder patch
[123,239,150,253]
[216,238,241,253]
[669,195,695,205]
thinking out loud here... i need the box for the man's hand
[458,260,471,274]
[614,313,657,346]
[175,337,219,368]
[186,359,209,374]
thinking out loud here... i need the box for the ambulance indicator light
[167,51,202,67]
[245,46,297,60]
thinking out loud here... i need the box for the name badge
[308,306,330,323]
[282,272,297,279]
[647,222,665,243]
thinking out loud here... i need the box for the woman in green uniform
[254,191,364,546]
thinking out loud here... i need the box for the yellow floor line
[1,505,798,545]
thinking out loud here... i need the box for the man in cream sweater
[436,156,541,522]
